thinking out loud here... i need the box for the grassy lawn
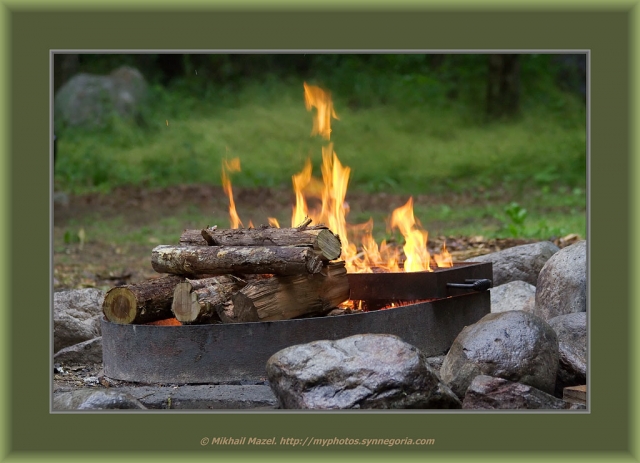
[54,78,586,244]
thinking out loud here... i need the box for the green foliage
[502,202,528,237]
[55,75,586,198]
[54,55,586,239]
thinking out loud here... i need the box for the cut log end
[102,275,185,325]
[171,282,200,323]
[316,229,342,260]
[103,288,137,324]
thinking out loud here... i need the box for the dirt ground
[53,184,580,292]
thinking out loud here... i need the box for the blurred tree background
[54,53,586,116]
[53,53,587,241]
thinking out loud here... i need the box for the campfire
[100,83,493,384]
[222,82,453,274]
[103,83,463,327]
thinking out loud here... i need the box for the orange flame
[390,197,431,272]
[221,157,243,229]
[434,241,453,268]
[218,83,455,274]
[304,82,339,140]
[291,158,313,227]
[321,145,350,258]
[268,217,281,228]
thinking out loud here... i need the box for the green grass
[54,78,586,240]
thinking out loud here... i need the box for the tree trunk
[102,275,184,324]
[152,245,324,276]
[179,225,342,261]
[486,54,521,119]
[221,261,350,323]
[171,275,246,324]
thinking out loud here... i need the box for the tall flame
[304,82,339,140]
[221,157,243,229]
[321,145,350,258]
[220,82,455,273]
[291,158,313,227]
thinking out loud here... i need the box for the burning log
[171,275,247,324]
[179,225,342,261]
[102,275,185,324]
[151,245,324,276]
[219,261,350,323]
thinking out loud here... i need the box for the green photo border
[1,1,637,461]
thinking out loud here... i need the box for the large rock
[55,66,148,129]
[535,240,587,321]
[464,241,559,286]
[53,288,105,352]
[548,312,587,396]
[53,337,103,365]
[490,280,536,313]
[53,389,147,410]
[440,311,559,398]
[266,334,461,409]
[462,375,574,410]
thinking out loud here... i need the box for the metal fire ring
[102,291,490,384]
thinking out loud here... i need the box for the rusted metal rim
[346,262,493,301]
[102,291,490,384]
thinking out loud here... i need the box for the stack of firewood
[102,221,350,325]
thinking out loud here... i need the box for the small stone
[54,337,103,365]
[53,389,147,410]
[535,241,587,321]
[464,241,559,286]
[490,280,536,313]
[440,311,559,398]
[462,375,573,410]
[548,312,587,396]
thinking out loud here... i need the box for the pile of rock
[265,240,587,410]
[52,240,587,410]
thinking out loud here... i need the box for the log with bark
[179,225,342,261]
[218,261,350,323]
[171,275,247,324]
[102,275,185,324]
[151,245,324,276]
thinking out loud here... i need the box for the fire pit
[102,83,493,384]
[102,262,491,384]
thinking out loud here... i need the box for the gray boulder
[548,312,587,396]
[53,288,105,352]
[464,241,559,286]
[55,66,147,129]
[266,334,461,409]
[535,240,587,321]
[490,280,536,313]
[53,389,147,410]
[53,337,103,365]
[462,375,574,410]
[440,311,559,398]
